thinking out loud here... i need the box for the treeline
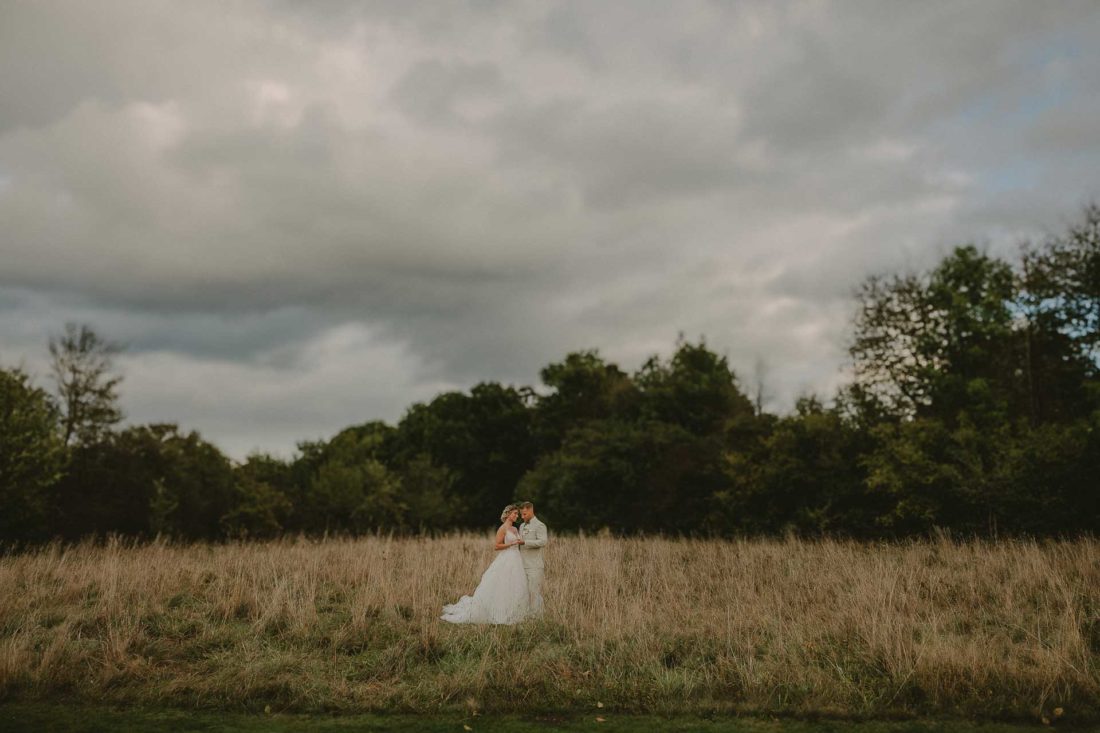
[2,207,1099,543]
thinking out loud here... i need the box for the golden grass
[0,533,1097,721]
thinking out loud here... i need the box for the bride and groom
[441,501,548,625]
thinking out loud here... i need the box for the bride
[441,504,530,625]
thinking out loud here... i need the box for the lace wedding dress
[441,527,530,625]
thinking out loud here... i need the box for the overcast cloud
[2,0,1099,459]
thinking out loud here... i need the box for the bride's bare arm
[493,526,517,551]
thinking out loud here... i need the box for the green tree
[48,323,124,447]
[850,246,1017,422]
[863,416,1008,535]
[221,473,294,539]
[147,426,236,539]
[0,367,66,543]
[394,453,459,531]
[718,397,880,537]
[1004,418,1100,534]
[861,413,1100,537]
[392,382,534,528]
[224,452,297,536]
[518,417,726,534]
[300,423,408,533]
[1018,205,1100,421]
[54,424,235,539]
[1025,205,1100,358]
[635,336,755,437]
[533,350,639,450]
[308,458,406,533]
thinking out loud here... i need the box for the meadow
[0,533,1097,726]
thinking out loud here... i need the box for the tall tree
[54,423,236,539]
[0,367,66,543]
[1018,205,1100,421]
[720,396,879,537]
[48,323,124,446]
[634,336,755,437]
[518,417,724,533]
[533,350,638,451]
[393,382,534,528]
[1026,204,1100,360]
[299,422,407,533]
[850,246,1017,422]
[227,452,298,536]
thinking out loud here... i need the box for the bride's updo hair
[500,504,519,523]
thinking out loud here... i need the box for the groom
[517,501,548,615]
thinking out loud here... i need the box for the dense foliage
[2,208,1098,542]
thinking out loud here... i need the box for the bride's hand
[515,539,525,545]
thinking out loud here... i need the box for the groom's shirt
[519,517,548,567]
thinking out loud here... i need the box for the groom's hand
[516,539,525,545]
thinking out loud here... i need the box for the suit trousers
[524,565,544,615]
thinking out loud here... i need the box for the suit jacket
[519,516,548,569]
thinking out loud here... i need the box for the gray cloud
[1,0,1099,458]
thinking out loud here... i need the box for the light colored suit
[519,516,548,614]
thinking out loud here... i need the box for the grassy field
[0,533,1097,726]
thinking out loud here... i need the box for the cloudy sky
[2,1,1099,459]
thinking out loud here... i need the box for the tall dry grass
[0,533,1097,721]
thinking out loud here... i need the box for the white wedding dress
[441,527,530,625]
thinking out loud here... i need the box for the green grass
[0,703,1085,733]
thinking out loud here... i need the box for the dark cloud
[390,59,506,123]
[1,0,1099,457]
